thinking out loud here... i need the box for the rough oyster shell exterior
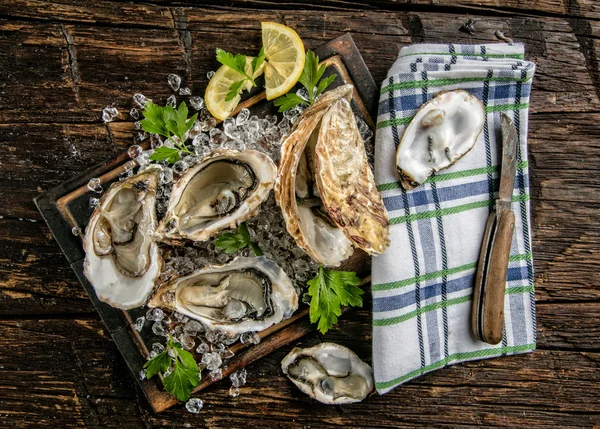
[276,84,390,265]
[315,96,390,254]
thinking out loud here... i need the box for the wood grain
[0,0,599,427]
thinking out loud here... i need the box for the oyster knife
[471,113,518,345]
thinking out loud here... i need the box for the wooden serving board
[34,33,378,413]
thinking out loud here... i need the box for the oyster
[149,256,298,334]
[83,167,162,310]
[396,90,485,189]
[281,343,374,404]
[275,84,389,266]
[156,149,276,243]
[315,95,389,254]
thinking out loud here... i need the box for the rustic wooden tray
[34,33,378,413]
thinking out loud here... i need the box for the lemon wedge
[261,22,305,100]
[205,57,264,121]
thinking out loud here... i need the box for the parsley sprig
[140,101,198,164]
[273,50,336,112]
[216,47,266,101]
[144,335,200,402]
[306,266,363,334]
[215,222,263,256]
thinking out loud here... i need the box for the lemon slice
[261,22,305,100]
[205,57,265,121]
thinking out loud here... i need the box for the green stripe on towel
[376,161,529,192]
[374,343,536,389]
[376,103,529,130]
[388,194,529,225]
[373,283,534,327]
[381,76,532,94]
[397,52,525,60]
[372,252,532,292]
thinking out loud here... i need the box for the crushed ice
[98,75,375,401]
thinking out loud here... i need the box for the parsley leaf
[273,93,307,112]
[273,50,336,113]
[144,336,201,402]
[215,222,263,256]
[143,350,171,379]
[163,364,201,402]
[251,46,266,76]
[216,48,247,76]
[226,80,246,102]
[149,146,181,164]
[315,74,336,99]
[140,101,197,165]
[140,102,171,138]
[306,266,363,334]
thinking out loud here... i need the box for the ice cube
[134,316,145,332]
[185,398,204,414]
[167,73,182,92]
[87,178,103,194]
[189,96,205,110]
[102,107,119,123]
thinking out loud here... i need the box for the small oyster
[156,149,276,243]
[83,167,162,309]
[149,256,298,334]
[276,84,389,266]
[396,89,485,189]
[281,343,374,404]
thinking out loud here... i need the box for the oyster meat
[281,342,374,404]
[156,149,276,243]
[276,84,389,266]
[149,256,298,334]
[83,167,162,309]
[396,89,485,189]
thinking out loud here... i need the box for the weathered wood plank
[0,10,599,123]
[2,0,600,22]
[0,318,599,428]
[0,122,123,220]
[0,318,144,428]
[0,218,93,315]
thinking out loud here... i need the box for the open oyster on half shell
[282,342,374,404]
[156,149,276,244]
[275,84,390,266]
[83,167,162,310]
[396,89,485,189]
[148,256,298,334]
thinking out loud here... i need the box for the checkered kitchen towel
[372,43,537,394]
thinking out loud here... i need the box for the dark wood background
[1,1,599,428]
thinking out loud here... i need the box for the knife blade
[471,113,519,345]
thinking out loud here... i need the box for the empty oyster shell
[276,84,389,266]
[281,342,374,404]
[149,256,298,334]
[156,149,276,244]
[396,90,485,189]
[83,167,162,309]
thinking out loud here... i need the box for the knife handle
[472,209,515,345]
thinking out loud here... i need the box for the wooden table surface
[1,1,599,428]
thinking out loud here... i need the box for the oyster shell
[275,84,389,266]
[156,149,276,243]
[315,96,390,254]
[149,256,298,334]
[83,167,162,310]
[281,342,374,404]
[396,90,485,189]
